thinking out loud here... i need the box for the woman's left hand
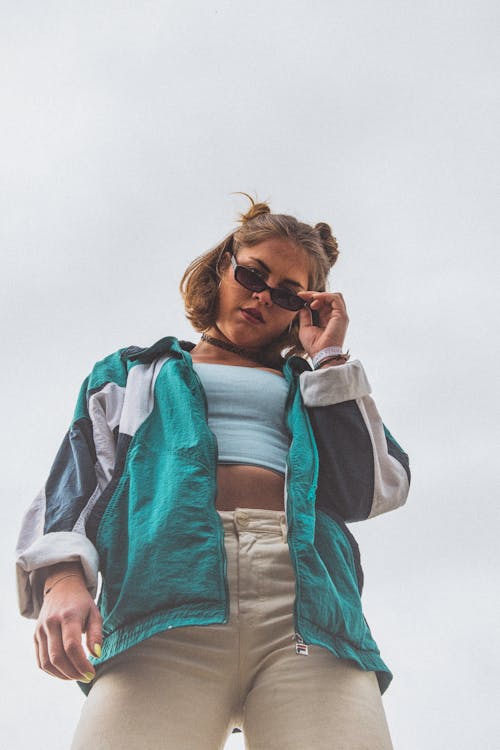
[295,291,349,357]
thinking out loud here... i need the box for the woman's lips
[240,308,264,324]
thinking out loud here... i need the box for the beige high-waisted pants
[71,508,393,749]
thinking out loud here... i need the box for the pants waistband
[217,507,288,543]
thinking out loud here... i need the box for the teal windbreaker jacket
[16,336,411,697]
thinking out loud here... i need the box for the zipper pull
[293,632,309,655]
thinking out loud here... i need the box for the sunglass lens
[235,266,266,292]
[272,289,305,311]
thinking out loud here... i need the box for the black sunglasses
[229,253,309,312]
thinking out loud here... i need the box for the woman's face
[213,237,310,350]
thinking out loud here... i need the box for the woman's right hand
[34,564,103,682]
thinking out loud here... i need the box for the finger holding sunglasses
[295,291,349,357]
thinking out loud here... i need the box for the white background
[2,1,498,748]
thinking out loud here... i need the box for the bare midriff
[215,464,285,511]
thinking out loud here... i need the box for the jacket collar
[120,336,188,364]
[121,335,312,377]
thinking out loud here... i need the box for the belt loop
[279,513,288,544]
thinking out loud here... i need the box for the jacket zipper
[284,458,306,649]
[283,390,308,651]
[189,362,230,625]
[282,364,317,653]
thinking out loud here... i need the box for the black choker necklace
[200,332,266,365]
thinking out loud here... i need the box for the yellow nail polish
[93,643,102,658]
[80,671,95,683]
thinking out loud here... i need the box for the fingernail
[80,671,95,683]
[93,643,102,658]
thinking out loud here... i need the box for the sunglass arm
[308,305,320,327]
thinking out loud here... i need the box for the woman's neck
[190,331,282,373]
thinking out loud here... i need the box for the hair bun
[232,191,271,224]
[314,222,339,268]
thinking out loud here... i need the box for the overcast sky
[2,1,499,748]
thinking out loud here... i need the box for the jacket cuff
[15,531,99,619]
[299,359,372,406]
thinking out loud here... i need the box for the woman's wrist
[43,561,86,588]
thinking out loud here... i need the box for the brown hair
[179,193,339,364]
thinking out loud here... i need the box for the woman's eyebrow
[248,257,304,289]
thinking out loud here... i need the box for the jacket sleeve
[15,352,127,619]
[300,359,411,523]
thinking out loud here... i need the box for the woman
[16,195,410,749]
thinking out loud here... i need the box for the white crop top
[192,362,290,476]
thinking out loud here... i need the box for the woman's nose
[252,289,272,306]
